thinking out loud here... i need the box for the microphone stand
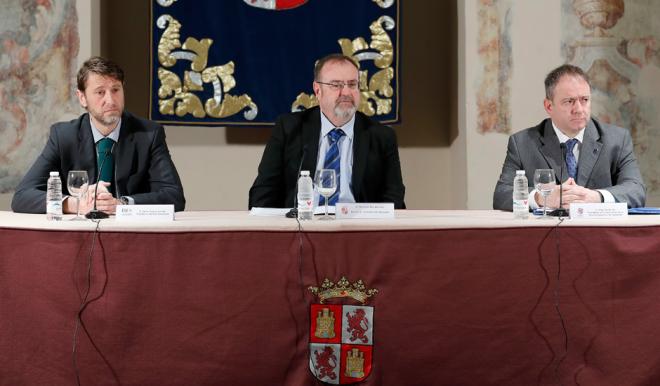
[85,144,115,220]
[549,142,569,217]
[286,145,308,218]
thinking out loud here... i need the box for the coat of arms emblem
[308,277,378,384]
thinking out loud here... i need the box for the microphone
[286,144,308,218]
[85,142,115,220]
[549,142,569,217]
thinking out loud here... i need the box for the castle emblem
[308,277,376,384]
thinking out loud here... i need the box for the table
[1,210,660,385]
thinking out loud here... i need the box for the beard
[90,109,121,127]
[334,97,357,120]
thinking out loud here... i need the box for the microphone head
[560,142,566,150]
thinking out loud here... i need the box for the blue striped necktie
[565,138,579,180]
[319,128,345,206]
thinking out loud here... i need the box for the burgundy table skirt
[1,225,660,385]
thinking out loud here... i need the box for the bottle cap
[49,171,59,177]
[300,170,310,176]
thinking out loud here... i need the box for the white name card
[335,203,395,219]
[569,202,628,219]
[115,205,175,221]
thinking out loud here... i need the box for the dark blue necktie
[565,138,579,180]
[319,128,344,206]
[97,137,115,188]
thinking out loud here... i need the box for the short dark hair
[544,64,590,100]
[313,53,359,81]
[76,56,125,92]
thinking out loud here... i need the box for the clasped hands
[535,178,602,209]
[63,181,120,215]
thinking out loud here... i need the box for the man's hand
[536,183,562,209]
[535,178,602,209]
[63,182,93,214]
[559,178,602,206]
[78,181,118,215]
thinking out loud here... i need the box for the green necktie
[97,138,115,188]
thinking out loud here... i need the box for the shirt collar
[320,112,355,140]
[89,115,122,143]
[551,121,585,144]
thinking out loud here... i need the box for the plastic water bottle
[46,171,63,221]
[297,170,314,221]
[512,170,529,219]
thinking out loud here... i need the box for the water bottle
[512,170,529,219]
[46,171,63,221]
[297,170,314,221]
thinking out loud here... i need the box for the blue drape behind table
[150,0,401,126]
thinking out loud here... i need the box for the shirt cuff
[598,189,614,203]
[528,189,540,209]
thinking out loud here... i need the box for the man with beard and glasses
[493,64,645,211]
[249,53,405,209]
[12,56,185,214]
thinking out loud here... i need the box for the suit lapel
[301,108,321,177]
[78,114,98,181]
[538,120,564,183]
[576,119,602,186]
[114,114,136,196]
[351,114,369,198]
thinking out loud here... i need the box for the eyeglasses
[316,80,359,91]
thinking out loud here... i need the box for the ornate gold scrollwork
[372,0,394,8]
[291,15,396,117]
[155,14,258,120]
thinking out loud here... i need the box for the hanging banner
[150,0,400,126]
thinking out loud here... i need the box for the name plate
[569,202,628,219]
[335,203,395,219]
[115,205,175,221]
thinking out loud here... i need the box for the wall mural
[562,0,660,197]
[0,0,80,193]
[476,0,513,134]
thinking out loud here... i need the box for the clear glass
[314,169,337,220]
[67,170,89,221]
[533,168,556,218]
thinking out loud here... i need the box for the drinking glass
[533,169,556,218]
[314,169,337,220]
[67,170,89,221]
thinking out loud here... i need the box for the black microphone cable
[72,218,119,385]
[552,216,568,385]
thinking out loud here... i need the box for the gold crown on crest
[309,276,378,304]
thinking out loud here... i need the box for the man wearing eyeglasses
[249,53,405,209]
[493,64,645,211]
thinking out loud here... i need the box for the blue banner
[150,0,400,126]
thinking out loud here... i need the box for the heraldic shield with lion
[308,277,377,384]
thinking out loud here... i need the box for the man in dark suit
[12,56,185,214]
[249,54,405,209]
[493,64,645,211]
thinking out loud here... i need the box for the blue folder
[628,207,660,215]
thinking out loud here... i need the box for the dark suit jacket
[493,118,645,210]
[11,112,185,213]
[249,107,405,209]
